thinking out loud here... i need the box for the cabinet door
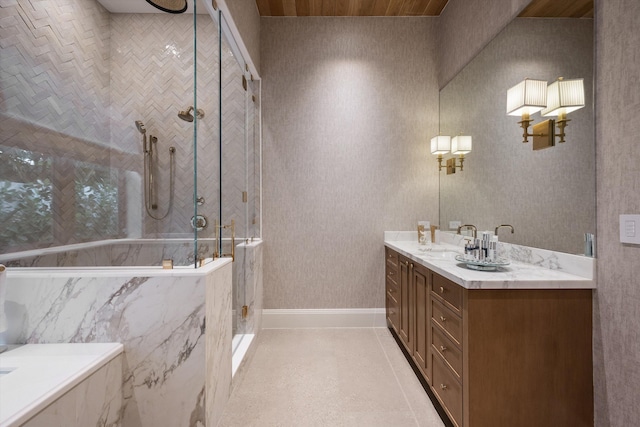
[399,257,413,352]
[413,263,431,383]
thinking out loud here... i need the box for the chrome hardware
[440,316,447,322]
[440,384,448,390]
[440,286,444,293]
[440,345,447,352]
[196,196,205,206]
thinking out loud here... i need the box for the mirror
[438,14,594,255]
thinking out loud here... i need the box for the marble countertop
[0,343,123,427]
[385,239,595,290]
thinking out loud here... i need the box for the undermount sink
[415,248,461,260]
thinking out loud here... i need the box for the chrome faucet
[457,224,477,238]
[495,224,515,236]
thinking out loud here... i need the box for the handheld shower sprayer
[134,120,176,220]
[135,120,148,153]
[177,106,205,122]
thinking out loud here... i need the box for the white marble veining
[385,232,595,290]
[0,343,123,427]
[3,257,233,427]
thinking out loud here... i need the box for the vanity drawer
[432,354,463,427]
[431,297,462,348]
[386,276,399,300]
[432,324,462,380]
[432,273,462,313]
[386,291,399,330]
[386,247,398,268]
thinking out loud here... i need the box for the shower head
[178,107,205,122]
[135,120,146,134]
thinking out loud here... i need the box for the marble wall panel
[21,354,123,427]
[3,268,232,427]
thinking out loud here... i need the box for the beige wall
[594,0,640,425]
[261,18,440,309]
[436,0,530,87]
[223,0,261,74]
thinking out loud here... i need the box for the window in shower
[74,161,119,241]
[0,146,53,252]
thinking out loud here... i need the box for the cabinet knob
[440,384,448,390]
[440,345,447,352]
[440,315,447,322]
[439,286,445,294]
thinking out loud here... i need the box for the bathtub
[0,343,123,426]
[2,254,234,427]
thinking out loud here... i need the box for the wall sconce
[507,78,585,150]
[431,135,472,174]
[430,135,451,172]
[540,78,585,143]
[447,135,472,174]
[506,78,548,143]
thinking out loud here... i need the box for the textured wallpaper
[436,0,530,87]
[593,0,640,425]
[261,17,440,309]
[439,18,595,254]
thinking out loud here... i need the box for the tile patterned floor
[218,328,446,427]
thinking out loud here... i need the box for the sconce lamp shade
[506,79,548,116]
[541,78,585,116]
[451,135,472,155]
[431,135,451,155]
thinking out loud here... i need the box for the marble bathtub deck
[218,328,445,427]
[0,343,123,426]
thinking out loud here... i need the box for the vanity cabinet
[384,247,593,427]
[384,247,400,331]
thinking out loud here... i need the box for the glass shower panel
[193,7,221,263]
[220,27,246,337]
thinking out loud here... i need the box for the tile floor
[218,328,446,427]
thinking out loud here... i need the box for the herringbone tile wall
[0,0,260,255]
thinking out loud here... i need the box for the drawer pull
[389,271,395,276]
[440,345,447,352]
[439,286,445,294]
[440,315,447,322]
[440,384,448,390]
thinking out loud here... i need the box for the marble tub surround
[0,343,123,427]
[4,258,233,427]
[0,239,220,268]
[384,231,595,289]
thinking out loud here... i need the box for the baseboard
[262,308,386,329]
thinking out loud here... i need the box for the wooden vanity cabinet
[384,247,593,427]
[384,247,400,331]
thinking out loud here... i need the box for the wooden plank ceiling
[255,0,449,16]
[518,0,593,18]
[256,0,594,17]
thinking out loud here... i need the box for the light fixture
[431,135,472,174]
[447,135,473,174]
[430,135,451,172]
[540,78,585,143]
[506,78,548,143]
[145,0,187,13]
[507,77,585,150]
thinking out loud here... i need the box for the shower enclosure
[0,0,260,352]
